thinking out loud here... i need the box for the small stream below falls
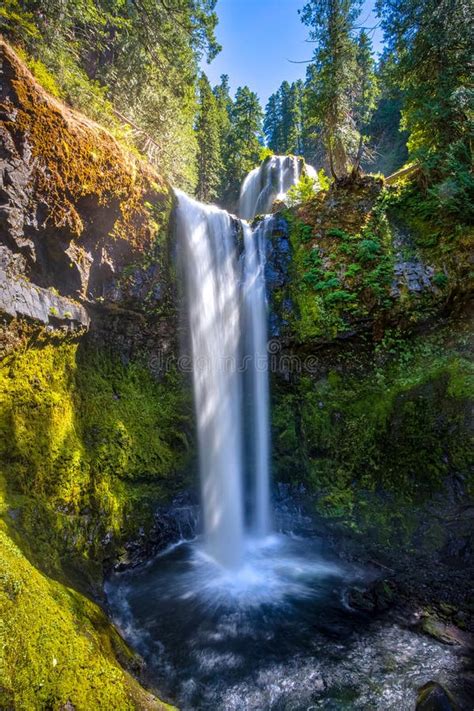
[106,529,461,711]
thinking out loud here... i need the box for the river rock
[347,579,396,613]
[415,681,458,711]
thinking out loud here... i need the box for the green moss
[0,335,193,580]
[1,41,170,247]
[0,526,173,710]
[0,330,189,706]
[282,179,397,342]
[279,174,472,346]
[272,327,474,544]
[384,179,473,298]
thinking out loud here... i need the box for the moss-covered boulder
[0,527,174,711]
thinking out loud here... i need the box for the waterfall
[242,218,271,536]
[176,155,315,568]
[239,155,303,220]
[176,190,245,569]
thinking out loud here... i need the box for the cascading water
[239,154,317,221]
[176,156,317,565]
[242,218,271,536]
[175,190,245,569]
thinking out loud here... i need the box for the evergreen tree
[213,75,233,200]
[224,86,263,204]
[287,80,305,155]
[264,80,305,155]
[196,73,223,203]
[278,81,293,152]
[263,93,282,153]
[376,0,473,220]
[352,30,379,174]
[214,75,233,129]
[301,64,324,167]
[365,52,408,176]
[300,0,361,178]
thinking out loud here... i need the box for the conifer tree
[287,80,305,155]
[196,73,223,203]
[264,80,305,155]
[376,0,473,219]
[300,0,361,178]
[224,86,263,203]
[263,93,282,153]
[352,30,379,174]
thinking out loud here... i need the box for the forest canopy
[1,0,472,219]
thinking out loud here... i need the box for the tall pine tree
[196,73,223,203]
[223,86,263,204]
[352,30,379,174]
[301,0,361,178]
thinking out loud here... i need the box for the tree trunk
[351,135,364,178]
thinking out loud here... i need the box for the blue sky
[201,0,384,107]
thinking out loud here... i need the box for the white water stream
[176,156,317,568]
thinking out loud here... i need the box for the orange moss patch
[0,40,170,249]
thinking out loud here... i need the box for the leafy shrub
[358,238,381,262]
[433,272,448,288]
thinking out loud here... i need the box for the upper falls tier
[239,155,318,221]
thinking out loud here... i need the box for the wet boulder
[347,579,396,613]
[416,681,458,711]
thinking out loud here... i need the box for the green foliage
[317,168,331,191]
[221,85,264,204]
[300,0,362,177]
[357,237,381,262]
[264,80,305,155]
[15,47,62,97]
[352,30,380,172]
[365,55,409,175]
[258,146,274,162]
[3,0,220,191]
[287,173,318,206]
[283,182,396,341]
[196,73,224,203]
[377,0,473,223]
[433,272,448,288]
[0,0,38,39]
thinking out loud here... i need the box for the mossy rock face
[0,40,173,308]
[0,526,174,711]
[0,43,187,707]
[0,327,190,705]
[0,330,194,585]
[268,172,473,557]
[272,175,472,345]
[271,322,474,548]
